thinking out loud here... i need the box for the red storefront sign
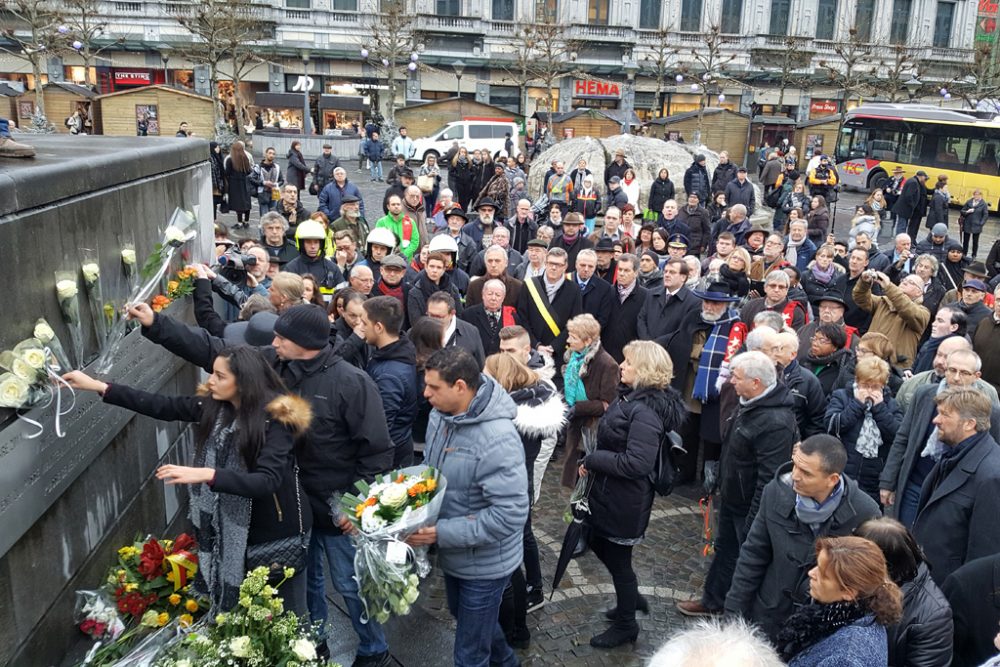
[574,80,621,99]
[114,70,152,86]
[809,99,839,116]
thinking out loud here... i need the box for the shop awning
[255,92,306,109]
[318,95,367,111]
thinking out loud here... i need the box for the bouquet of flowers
[82,256,110,350]
[55,270,85,368]
[0,338,55,411]
[34,317,71,372]
[153,566,339,667]
[339,466,447,623]
[75,590,126,641]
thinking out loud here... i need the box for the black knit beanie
[273,304,329,350]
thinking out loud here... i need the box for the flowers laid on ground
[339,466,446,623]
[74,533,207,666]
[154,566,339,667]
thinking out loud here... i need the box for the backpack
[764,184,783,208]
[649,430,682,497]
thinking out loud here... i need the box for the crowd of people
[58,134,1000,667]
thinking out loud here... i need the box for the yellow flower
[168,594,181,606]
[117,569,126,580]
[179,613,193,628]
[184,598,199,612]
[124,583,138,593]
[118,546,136,560]
[157,612,169,627]
[425,478,438,493]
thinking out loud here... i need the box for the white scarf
[786,235,806,266]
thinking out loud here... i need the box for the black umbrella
[550,497,590,600]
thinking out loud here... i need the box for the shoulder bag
[245,465,310,581]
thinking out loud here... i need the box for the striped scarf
[693,310,738,402]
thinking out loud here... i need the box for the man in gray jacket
[407,347,528,667]
[725,434,880,640]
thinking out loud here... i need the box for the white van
[411,120,521,163]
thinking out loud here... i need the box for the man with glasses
[515,247,582,372]
[880,349,1000,527]
[854,270,930,371]
[277,184,310,231]
[748,234,789,296]
[897,335,998,411]
[740,270,807,331]
[796,294,858,360]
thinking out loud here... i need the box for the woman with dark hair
[210,141,227,220]
[409,316,444,453]
[707,191,727,225]
[224,140,254,227]
[778,536,903,666]
[579,340,686,648]
[636,224,656,254]
[648,168,675,216]
[651,228,670,267]
[856,518,954,667]
[803,322,855,398]
[801,244,848,307]
[300,274,326,307]
[63,347,312,613]
[806,195,830,246]
[286,140,308,191]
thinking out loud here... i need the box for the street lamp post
[161,49,170,86]
[452,59,466,99]
[622,61,639,135]
[301,50,312,135]
[905,77,922,102]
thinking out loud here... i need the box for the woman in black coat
[224,140,254,226]
[800,244,848,307]
[960,189,989,258]
[856,518,954,667]
[451,147,475,209]
[806,195,830,246]
[579,340,686,650]
[825,356,902,503]
[802,322,855,398]
[210,141,226,220]
[285,140,308,191]
[647,168,675,215]
[63,347,312,614]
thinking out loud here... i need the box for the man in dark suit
[602,253,647,363]
[891,169,930,239]
[880,348,1000,529]
[460,279,513,357]
[569,249,614,333]
[636,257,701,346]
[426,290,485,368]
[911,386,1000,585]
[515,247,582,372]
[943,553,1000,667]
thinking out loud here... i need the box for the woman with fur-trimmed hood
[485,352,566,650]
[63,346,312,614]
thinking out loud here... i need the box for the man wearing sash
[516,247,582,376]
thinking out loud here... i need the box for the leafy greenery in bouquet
[155,566,340,667]
[338,467,444,623]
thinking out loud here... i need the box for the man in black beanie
[128,301,394,666]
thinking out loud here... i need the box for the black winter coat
[510,380,564,471]
[684,162,711,202]
[802,347,855,398]
[892,178,929,220]
[286,148,308,191]
[284,251,345,292]
[367,337,418,457]
[678,205,713,256]
[573,271,615,332]
[942,553,1000,667]
[515,277,582,365]
[407,270,464,326]
[800,261,848,306]
[647,176,676,214]
[142,315,393,532]
[783,361,826,438]
[825,386,902,502]
[102,384,312,545]
[724,464,881,639]
[711,161,738,195]
[585,386,686,539]
[960,197,989,234]
[724,178,756,216]
[888,563,954,667]
[925,189,950,229]
[602,284,647,363]
[718,384,799,519]
[224,158,253,213]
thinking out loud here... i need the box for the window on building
[890,0,912,43]
[768,0,790,34]
[720,0,742,33]
[815,0,837,39]
[536,0,557,21]
[639,0,661,28]
[492,0,514,20]
[287,0,310,8]
[437,0,460,14]
[489,86,521,112]
[854,0,875,41]
[331,0,357,8]
[934,1,955,47]
[681,0,702,31]
[588,0,610,23]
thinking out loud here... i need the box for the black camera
[218,251,258,273]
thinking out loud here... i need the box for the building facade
[0,0,980,131]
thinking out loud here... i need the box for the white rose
[11,357,36,381]
[174,660,192,667]
[21,347,46,370]
[228,636,252,658]
[82,262,100,284]
[290,638,316,662]
[0,373,30,408]
[380,483,409,510]
[121,249,137,266]
[56,280,78,300]
[164,226,188,245]
[33,320,55,344]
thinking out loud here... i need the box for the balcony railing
[486,20,515,34]
[286,8,310,20]
[414,14,481,32]
[569,24,633,41]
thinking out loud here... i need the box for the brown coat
[465,273,523,308]
[560,343,621,488]
[853,279,930,370]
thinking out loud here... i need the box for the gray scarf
[794,477,844,534]
[786,235,806,267]
[544,273,565,301]
[189,416,252,610]
[853,383,882,459]
[920,380,949,460]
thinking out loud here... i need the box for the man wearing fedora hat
[883,165,906,213]
[550,213,595,267]
[604,147,631,187]
[438,207,478,275]
[593,236,618,283]
[661,280,748,484]
[463,197,500,249]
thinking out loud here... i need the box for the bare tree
[0,0,66,119]
[177,0,273,138]
[774,36,813,113]
[641,27,678,118]
[499,27,541,116]
[949,41,1000,108]
[819,21,878,119]
[61,0,125,85]
[685,23,737,136]
[360,0,418,129]
[875,42,924,103]
[515,22,581,114]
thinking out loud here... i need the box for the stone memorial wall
[0,136,213,666]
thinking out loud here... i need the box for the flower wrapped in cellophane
[339,465,446,623]
[34,317,72,372]
[0,339,54,409]
[55,270,85,368]
[82,256,110,351]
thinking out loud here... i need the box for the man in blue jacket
[318,166,366,221]
[361,296,418,466]
[408,347,528,667]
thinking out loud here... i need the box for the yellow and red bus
[835,103,1000,211]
